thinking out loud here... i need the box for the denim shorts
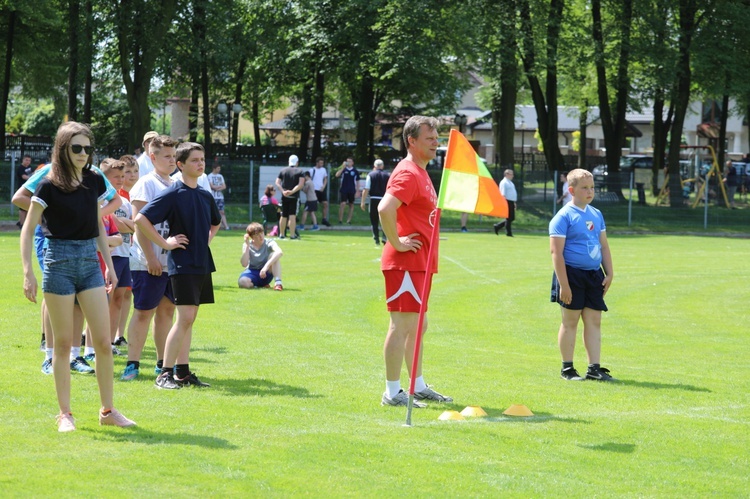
[42,238,104,296]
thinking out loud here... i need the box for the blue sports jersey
[549,203,606,270]
[23,164,118,202]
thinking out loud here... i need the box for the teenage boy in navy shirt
[135,142,221,389]
[549,168,615,382]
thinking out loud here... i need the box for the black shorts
[171,273,214,306]
[340,192,355,204]
[315,190,327,203]
[281,197,299,218]
[550,266,608,311]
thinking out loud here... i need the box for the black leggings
[369,198,382,242]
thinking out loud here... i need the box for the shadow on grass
[214,377,323,399]
[617,379,711,392]
[83,427,238,449]
[188,345,229,355]
[473,407,591,425]
[578,442,636,453]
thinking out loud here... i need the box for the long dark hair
[50,121,95,192]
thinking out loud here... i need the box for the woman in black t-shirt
[20,121,136,432]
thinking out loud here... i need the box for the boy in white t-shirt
[207,164,229,230]
[121,135,179,381]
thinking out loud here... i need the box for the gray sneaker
[414,386,453,403]
[381,390,426,408]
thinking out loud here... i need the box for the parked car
[592,155,654,188]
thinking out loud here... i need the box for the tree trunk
[297,81,313,162]
[652,95,674,195]
[354,74,374,166]
[201,60,211,162]
[82,0,92,124]
[592,0,632,197]
[578,103,588,169]
[189,74,199,142]
[67,0,80,121]
[0,9,16,153]
[311,67,324,162]
[231,58,247,156]
[668,0,698,208]
[518,0,565,172]
[717,93,729,170]
[252,94,261,147]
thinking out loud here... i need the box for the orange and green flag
[437,129,508,218]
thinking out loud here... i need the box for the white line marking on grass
[443,256,503,284]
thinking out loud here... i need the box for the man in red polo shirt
[378,115,453,408]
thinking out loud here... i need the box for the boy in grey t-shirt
[238,222,284,291]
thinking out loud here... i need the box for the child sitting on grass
[238,222,283,291]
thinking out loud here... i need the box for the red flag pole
[405,208,442,426]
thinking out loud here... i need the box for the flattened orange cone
[438,410,465,421]
[503,404,534,417]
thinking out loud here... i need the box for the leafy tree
[518,0,566,172]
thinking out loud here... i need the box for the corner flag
[437,129,508,218]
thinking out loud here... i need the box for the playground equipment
[655,145,729,208]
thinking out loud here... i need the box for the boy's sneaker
[120,364,139,381]
[298,224,305,230]
[289,235,300,240]
[322,219,331,227]
[586,366,616,382]
[56,413,76,433]
[111,345,125,356]
[113,336,128,347]
[99,408,136,427]
[414,386,453,403]
[311,225,320,231]
[175,372,210,388]
[154,365,162,375]
[155,372,181,390]
[84,353,95,363]
[381,390,426,408]
[561,367,585,381]
[41,358,53,375]
[70,357,95,374]
[274,283,283,291]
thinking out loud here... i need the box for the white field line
[443,256,504,285]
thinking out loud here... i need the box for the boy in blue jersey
[549,169,615,382]
[135,142,221,390]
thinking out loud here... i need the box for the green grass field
[0,229,747,496]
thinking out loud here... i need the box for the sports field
[0,229,747,496]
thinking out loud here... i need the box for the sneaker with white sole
[381,390,426,408]
[41,358,53,375]
[155,371,181,390]
[175,372,210,387]
[70,356,95,374]
[56,413,76,432]
[585,366,616,382]
[113,336,128,347]
[120,363,139,381]
[99,408,136,427]
[561,367,585,381]
[414,386,453,403]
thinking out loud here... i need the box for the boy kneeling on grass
[549,168,616,382]
[135,142,221,390]
[238,222,283,291]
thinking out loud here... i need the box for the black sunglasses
[71,144,94,155]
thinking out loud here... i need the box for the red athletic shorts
[383,270,428,313]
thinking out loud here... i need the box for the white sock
[275,277,282,285]
[85,346,95,356]
[45,348,53,361]
[414,376,427,393]
[70,347,80,360]
[386,380,401,398]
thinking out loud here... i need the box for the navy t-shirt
[139,180,221,276]
[32,168,107,240]
[340,167,360,194]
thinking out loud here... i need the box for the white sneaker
[56,413,76,432]
[414,386,453,403]
[381,390,426,408]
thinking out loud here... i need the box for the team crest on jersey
[586,221,594,231]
